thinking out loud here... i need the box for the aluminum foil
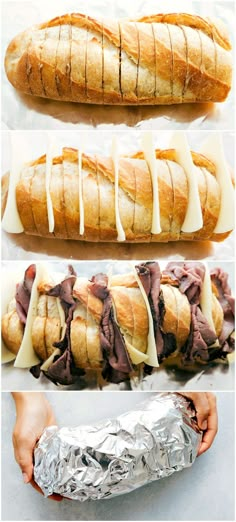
[34,393,202,500]
[1,130,235,261]
[1,0,235,131]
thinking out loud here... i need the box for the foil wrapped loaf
[34,393,202,501]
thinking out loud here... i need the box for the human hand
[178,392,218,456]
[12,392,62,501]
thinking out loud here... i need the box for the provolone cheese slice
[14,264,46,368]
[1,344,16,364]
[111,136,126,241]
[170,132,203,233]
[200,134,234,233]
[45,137,57,233]
[40,348,61,372]
[141,132,161,234]
[200,264,216,333]
[131,265,159,367]
[1,134,29,233]
[78,149,84,235]
[125,340,149,365]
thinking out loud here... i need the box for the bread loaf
[1,262,234,386]
[2,139,234,243]
[5,12,232,104]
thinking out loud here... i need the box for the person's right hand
[12,392,62,501]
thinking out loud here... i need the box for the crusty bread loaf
[5,12,232,104]
[2,146,232,243]
[1,270,224,369]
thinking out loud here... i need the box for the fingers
[193,394,210,431]
[30,480,63,502]
[12,429,35,483]
[198,393,218,456]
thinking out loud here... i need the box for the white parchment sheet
[1,259,235,391]
[1,0,235,130]
[1,130,235,261]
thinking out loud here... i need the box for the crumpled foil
[34,393,202,501]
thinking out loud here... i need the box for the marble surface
[1,391,235,521]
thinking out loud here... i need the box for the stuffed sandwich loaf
[1,134,235,244]
[2,261,235,386]
[5,12,232,104]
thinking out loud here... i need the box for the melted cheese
[78,149,85,235]
[45,137,56,233]
[111,136,126,241]
[200,134,234,233]
[14,264,46,368]
[40,348,61,372]
[170,132,203,232]
[1,134,29,233]
[125,339,149,365]
[1,344,16,364]
[131,265,159,367]
[200,263,216,333]
[141,132,161,234]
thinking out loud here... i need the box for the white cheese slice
[131,265,159,367]
[141,132,161,234]
[200,133,234,233]
[200,263,216,333]
[40,348,61,372]
[111,136,126,241]
[1,134,30,233]
[14,264,46,368]
[78,149,85,235]
[125,339,149,365]
[45,137,57,233]
[1,344,16,364]
[170,132,203,232]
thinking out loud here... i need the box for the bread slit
[41,25,60,99]
[165,24,174,103]
[55,21,71,99]
[136,23,156,101]
[49,162,68,238]
[71,20,87,102]
[166,159,188,241]
[16,165,38,234]
[27,29,45,96]
[86,19,103,103]
[31,162,49,237]
[25,33,33,94]
[62,147,80,239]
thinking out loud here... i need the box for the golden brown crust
[5,13,232,104]
[1,268,232,370]
[7,145,233,243]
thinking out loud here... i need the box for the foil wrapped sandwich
[34,393,202,501]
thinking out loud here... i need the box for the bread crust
[7,146,233,243]
[1,267,229,372]
[5,13,232,104]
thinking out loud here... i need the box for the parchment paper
[1,0,235,131]
[1,259,235,391]
[1,130,235,261]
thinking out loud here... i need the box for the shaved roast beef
[163,262,205,305]
[90,273,133,384]
[15,264,36,324]
[210,267,235,358]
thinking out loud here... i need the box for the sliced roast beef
[89,273,133,384]
[163,262,205,305]
[15,264,36,324]
[181,304,217,362]
[136,262,167,365]
[30,266,81,385]
[210,267,235,357]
